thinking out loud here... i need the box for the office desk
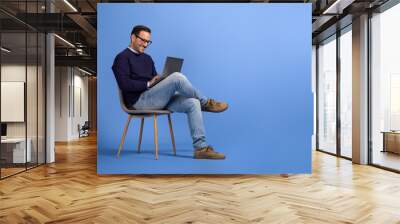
[1,138,31,163]
[381,131,400,154]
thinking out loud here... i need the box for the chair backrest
[118,90,132,114]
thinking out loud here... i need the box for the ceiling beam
[55,55,96,71]
[67,13,97,46]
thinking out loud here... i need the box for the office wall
[54,67,89,141]
[73,72,89,137]
[1,64,42,139]
[1,63,45,168]
[55,67,69,141]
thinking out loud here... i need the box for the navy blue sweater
[112,48,157,107]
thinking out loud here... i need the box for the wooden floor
[373,151,400,171]
[1,135,400,223]
[1,167,26,178]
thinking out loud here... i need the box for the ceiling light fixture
[322,0,355,15]
[1,47,11,53]
[54,34,75,48]
[76,48,86,56]
[78,67,93,76]
[63,0,78,12]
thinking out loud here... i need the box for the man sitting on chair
[112,25,228,159]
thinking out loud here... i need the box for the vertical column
[336,30,341,156]
[46,1,55,163]
[352,14,369,164]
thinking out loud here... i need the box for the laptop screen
[162,57,184,76]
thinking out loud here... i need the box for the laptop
[149,56,184,88]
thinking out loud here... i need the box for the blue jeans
[133,72,209,149]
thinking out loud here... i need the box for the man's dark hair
[131,25,151,36]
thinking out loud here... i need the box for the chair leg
[137,117,144,153]
[153,114,159,160]
[117,115,132,158]
[167,114,176,156]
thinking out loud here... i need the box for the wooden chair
[117,90,176,160]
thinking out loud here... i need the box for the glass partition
[339,27,352,158]
[0,0,46,179]
[371,3,400,171]
[1,30,28,177]
[317,35,337,154]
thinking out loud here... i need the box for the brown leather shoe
[202,99,228,113]
[194,146,225,159]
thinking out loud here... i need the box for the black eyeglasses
[135,34,152,46]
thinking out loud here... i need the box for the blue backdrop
[97,3,312,174]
